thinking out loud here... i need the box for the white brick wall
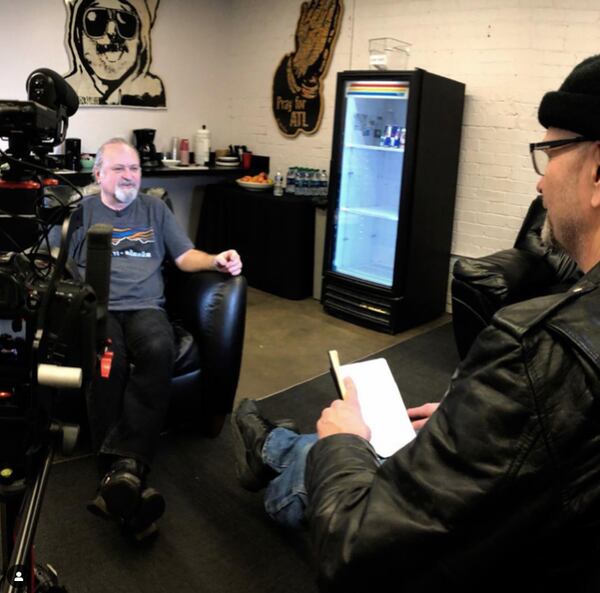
[0,0,236,155]
[2,0,598,266]
[229,0,600,260]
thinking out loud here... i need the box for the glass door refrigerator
[322,69,465,333]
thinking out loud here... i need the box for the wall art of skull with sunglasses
[63,0,166,108]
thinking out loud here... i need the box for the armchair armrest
[167,270,247,417]
[453,248,557,311]
[451,249,554,360]
[451,196,583,360]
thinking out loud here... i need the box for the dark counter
[56,154,270,185]
[58,166,256,186]
[196,183,315,300]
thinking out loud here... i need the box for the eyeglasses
[83,8,139,40]
[529,137,592,176]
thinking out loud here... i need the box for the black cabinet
[197,183,315,299]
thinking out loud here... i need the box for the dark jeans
[87,309,175,469]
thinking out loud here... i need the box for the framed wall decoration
[272,0,343,137]
[63,0,166,108]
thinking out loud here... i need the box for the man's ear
[591,142,600,208]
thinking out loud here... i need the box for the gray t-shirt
[62,193,193,311]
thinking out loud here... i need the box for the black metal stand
[0,424,71,593]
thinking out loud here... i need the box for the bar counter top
[57,155,269,185]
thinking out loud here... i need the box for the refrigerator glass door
[332,79,409,287]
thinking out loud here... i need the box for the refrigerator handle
[323,159,339,268]
[331,160,340,205]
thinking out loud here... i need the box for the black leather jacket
[306,263,600,593]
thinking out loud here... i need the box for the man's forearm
[175,248,216,272]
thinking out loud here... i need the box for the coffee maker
[133,128,162,168]
[64,137,81,171]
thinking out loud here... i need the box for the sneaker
[98,457,144,520]
[231,399,298,492]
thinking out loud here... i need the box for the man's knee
[135,332,175,366]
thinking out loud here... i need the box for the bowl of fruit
[236,172,273,191]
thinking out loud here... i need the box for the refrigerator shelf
[333,265,392,287]
[340,206,398,222]
[345,144,405,153]
[346,95,407,101]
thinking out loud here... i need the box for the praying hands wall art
[272,0,343,137]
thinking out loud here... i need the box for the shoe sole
[100,472,141,519]
[86,493,112,519]
[125,488,165,534]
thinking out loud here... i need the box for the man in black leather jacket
[232,54,600,591]
[306,54,600,592]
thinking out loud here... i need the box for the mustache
[96,42,130,54]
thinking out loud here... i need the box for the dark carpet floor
[260,322,458,432]
[34,323,458,593]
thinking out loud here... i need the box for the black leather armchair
[164,267,247,436]
[451,196,581,360]
[48,185,247,439]
[145,185,248,436]
[59,268,247,442]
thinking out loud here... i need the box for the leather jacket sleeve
[305,318,585,592]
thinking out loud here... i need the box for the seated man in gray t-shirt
[63,138,242,539]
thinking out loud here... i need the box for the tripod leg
[0,485,26,590]
[1,443,55,593]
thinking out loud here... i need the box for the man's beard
[114,184,138,205]
[540,214,556,250]
[541,211,579,259]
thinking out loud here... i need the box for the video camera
[0,68,78,167]
[0,69,111,593]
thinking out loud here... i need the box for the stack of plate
[216,155,240,167]
[162,159,180,168]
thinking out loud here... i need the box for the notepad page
[341,358,416,458]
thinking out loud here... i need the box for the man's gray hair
[94,138,139,171]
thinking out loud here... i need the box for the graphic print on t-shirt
[112,226,155,259]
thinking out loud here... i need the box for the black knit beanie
[538,54,600,138]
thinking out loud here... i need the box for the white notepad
[340,358,416,458]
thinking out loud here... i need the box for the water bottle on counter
[310,169,320,195]
[305,169,314,195]
[286,167,296,194]
[300,169,309,195]
[194,125,211,165]
[319,170,329,197]
[295,169,304,196]
[274,171,284,196]
[283,166,327,196]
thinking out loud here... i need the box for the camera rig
[0,69,111,593]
